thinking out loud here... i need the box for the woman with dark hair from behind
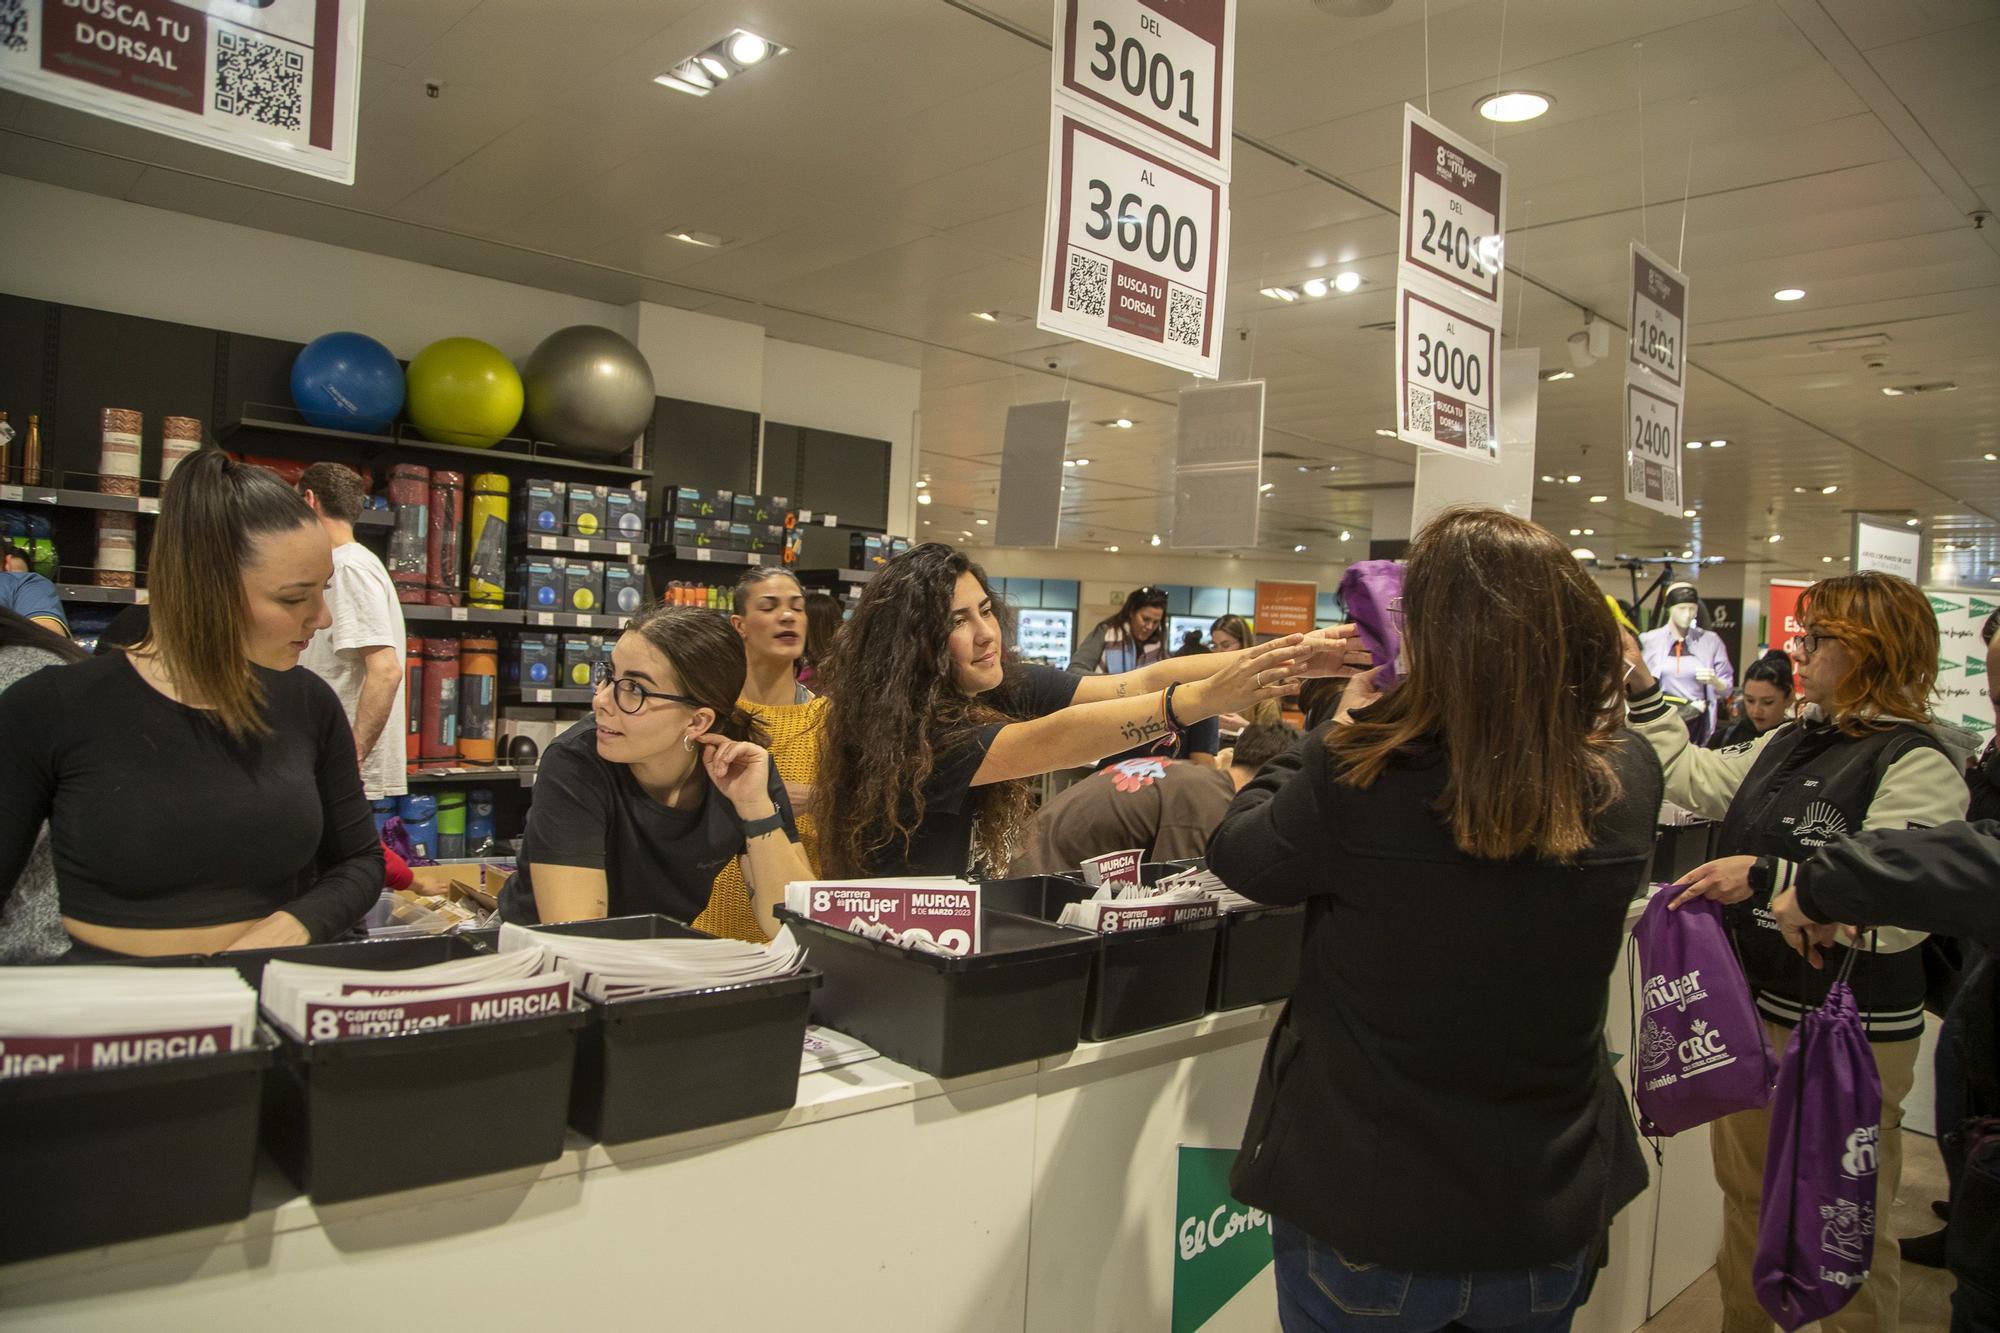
[1069,583,1171,673]
[1209,506,1662,1333]
[0,449,382,957]
[797,589,844,693]
[816,543,1362,880]
[1707,650,1795,749]
[500,604,812,941]
[0,607,86,962]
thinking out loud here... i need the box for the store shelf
[56,584,147,604]
[521,610,626,629]
[356,510,395,531]
[522,533,644,559]
[650,545,774,567]
[408,765,537,786]
[507,687,595,705]
[220,413,648,481]
[1,483,159,514]
[398,604,526,627]
[794,509,844,528]
[797,567,876,585]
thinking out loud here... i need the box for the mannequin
[1639,583,1735,745]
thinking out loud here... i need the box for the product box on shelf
[851,532,886,569]
[507,633,558,689]
[671,486,732,520]
[559,634,596,690]
[669,516,700,548]
[726,522,753,553]
[514,479,565,537]
[558,558,604,614]
[602,564,642,617]
[748,524,785,556]
[697,519,731,550]
[514,555,563,612]
[729,493,757,525]
[566,484,608,540]
[889,536,912,557]
[604,486,643,541]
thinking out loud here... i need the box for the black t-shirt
[0,652,383,944]
[1095,713,1221,768]
[503,718,797,924]
[861,663,1081,878]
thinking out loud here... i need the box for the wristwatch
[740,811,785,840]
[1747,855,1775,896]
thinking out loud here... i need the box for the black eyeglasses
[1796,630,1838,660]
[590,661,700,715]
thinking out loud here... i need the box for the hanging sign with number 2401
[1399,104,1506,307]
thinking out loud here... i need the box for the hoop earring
[682,731,696,753]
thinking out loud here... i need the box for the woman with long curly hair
[816,543,1361,878]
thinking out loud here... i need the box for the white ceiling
[4,0,1998,583]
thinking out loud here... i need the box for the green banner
[1174,1147,1273,1333]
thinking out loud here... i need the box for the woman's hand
[1620,626,1656,693]
[1333,666,1387,725]
[1297,624,1374,679]
[698,732,778,818]
[1186,637,1306,719]
[1668,855,1758,909]
[223,911,310,952]
[1771,886,1844,970]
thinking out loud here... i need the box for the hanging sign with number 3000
[1399,104,1507,307]
[1053,0,1234,178]
[1396,282,1498,462]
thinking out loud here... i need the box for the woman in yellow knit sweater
[695,569,828,941]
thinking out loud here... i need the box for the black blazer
[1208,723,1662,1271]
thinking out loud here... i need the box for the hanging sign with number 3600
[1396,281,1499,462]
[1399,104,1506,307]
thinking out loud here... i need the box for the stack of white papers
[1151,866,1259,912]
[498,923,806,1001]
[261,951,568,1041]
[784,879,981,956]
[801,1025,879,1076]
[1057,863,1254,933]
[0,967,258,1079]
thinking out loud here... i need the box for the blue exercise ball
[291,332,405,433]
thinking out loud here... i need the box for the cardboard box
[566,484,608,539]
[560,634,596,689]
[559,558,604,614]
[514,556,562,612]
[506,633,557,688]
[605,487,644,540]
[603,564,643,616]
[514,479,565,537]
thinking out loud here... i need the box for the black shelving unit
[506,687,594,705]
[0,483,160,514]
[218,412,648,482]
[650,545,774,567]
[407,765,537,787]
[54,584,147,605]
[521,533,644,559]
[797,567,876,585]
[396,604,526,628]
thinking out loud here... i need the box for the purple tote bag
[1337,561,1404,687]
[1631,889,1777,1136]
[1754,976,1884,1331]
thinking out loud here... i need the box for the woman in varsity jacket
[1622,571,1968,1333]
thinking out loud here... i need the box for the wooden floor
[1640,1128,1957,1333]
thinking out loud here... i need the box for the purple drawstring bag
[1631,888,1777,1135]
[1337,561,1405,686]
[1753,969,1884,1331]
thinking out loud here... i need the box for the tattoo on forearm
[1117,717,1169,743]
[1117,680,1130,697]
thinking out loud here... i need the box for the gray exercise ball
[521,325,657,458]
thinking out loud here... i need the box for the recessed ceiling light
[1114,418,1133,429]
[1768,533,1784,543]
[1105,544,1119,553]
[1074,457,1091,467]
[1822,556,1835,563]
[1302,278,1329,298]
[1258,482,1275,492]
[1567,474,1582,483]
[1686,441,1704,450]
[1260,286,1300,303]
[1333,271,1363,294]
[1589,494,1608,503]
[664,228,727,247]
[655,72,711,95]
[1150,534,1162,547]
[1541,475,1556,483]
[1681,549,1694,559]
[1062,460,1075,468]
[1985,452,1997,461]
[1339,530,1352,542]
[1571,548,1596,561]
[728,31,770,64]
[1906,517,1921,527]
[699,56,731,81]
[1583,528,1595,536]
[1708,440,1727,449]
[1881,386,1905,396]
[915,479,927,489]
[1773,288,1806,302]
[1569,528,1582,536]
[1374,428,1397,438]
[970,310,998,322]
[916,493,932,505]
[1293,543,1308,553]
[1297,465,1311,472]
[1540,369,1575,382]
[657,29,788,96]
[922,520,931,526]
[1822,485,1839,494]
[975,518,988,525]
[1683,508,1698,518]
[1476,90,1552,123]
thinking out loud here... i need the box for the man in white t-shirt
[297,463,407,800]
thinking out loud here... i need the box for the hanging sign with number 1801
[1627,240,1690,398]
[1054,0,1233,178]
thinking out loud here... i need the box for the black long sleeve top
[0,653,382,947]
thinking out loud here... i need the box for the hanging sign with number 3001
[1052,0,1234,178]
[1396,282,1498,461]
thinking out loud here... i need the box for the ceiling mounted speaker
[1310,0,1395,14]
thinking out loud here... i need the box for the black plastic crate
[981,876,1222,1042]
[777,908,1094,1079]
[518,915,822,1144]
[1209,904,1307,1010]
[0,1033,274,1262]
[126,933,481,988]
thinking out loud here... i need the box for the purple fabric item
[1632,889,1777,1135]
[1754,981,1884,1332]
[379,816,425,868]
[1337,561,1404,686]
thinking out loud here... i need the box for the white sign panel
[1399,104,1506,307]
[1623,377,1684,516]
[0,0,364,184]
[1852,515,1921,581]
[1052,0,1233,178]
[1171,379,1262,549]
[1038,109,1230,379]
[1395,280,1498,462]
[1925,588,1995,738]
[1628,241,1690,398]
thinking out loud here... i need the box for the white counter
[3,946,1721,1332]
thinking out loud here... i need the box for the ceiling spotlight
[1150,534,1162,547]
[1294,544,1309,553]
[699,56,731,81]
[1260,286,1300,303]
[1589,494,1608,503]
[1302,278,1329,298]
[1567,474,1582,483]
[1708,440,1727,448]
[1476,90,1552,123]
[970,310,998,322]
[728,31,770,64]
[915,479,928,489]
[922,520,931,526]
[1115,418,1133,429]
[1074,457,1091,467]
[1104,544,1120,553]
[1985,452,1997,461]
[1259,482,1275,492]
[1881,386,1905,397]
[1686,441,1704,450]
[975,518,988,525]
[1906,518,1921,527]
[1821,484,1840,494]
[1569,528,1582,536]
[1571,548,1597,561]
[1333,271,1363,294]
[1339,530,1352,542]
[1541,474,1556,483]
[1822,556,1835,563]
[1773,288,1806,302]
[916,493,932,505]
[1583,528,1595,536]
[664,229,727,247]
[1298,465,1311,472]
[1681,549,1694,559]
[657,29,787,96]
[1540,369,1575,382]
[1768,533,1784,543]
[1683,508,1698,518]
[1374,428,1397,438]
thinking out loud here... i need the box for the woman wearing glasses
[500,605,810,940]
[1622,571,1968,1333]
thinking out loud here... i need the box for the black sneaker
[1900,1228,1949,1269]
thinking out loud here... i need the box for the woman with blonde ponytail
[0,449,384,958]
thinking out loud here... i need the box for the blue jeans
[1272,1219,1595,1333]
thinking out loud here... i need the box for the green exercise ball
[405,337,523,449]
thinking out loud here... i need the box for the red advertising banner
[1254,580,1318,637]
[1766,580,1811,665]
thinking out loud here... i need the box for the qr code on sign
[1065,251,1109,318]
[215,27,306,132]
[1466,406,1491,451]
[1167,289,1203,348]
[1,0,28,54]
[1406,385,1434,435]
